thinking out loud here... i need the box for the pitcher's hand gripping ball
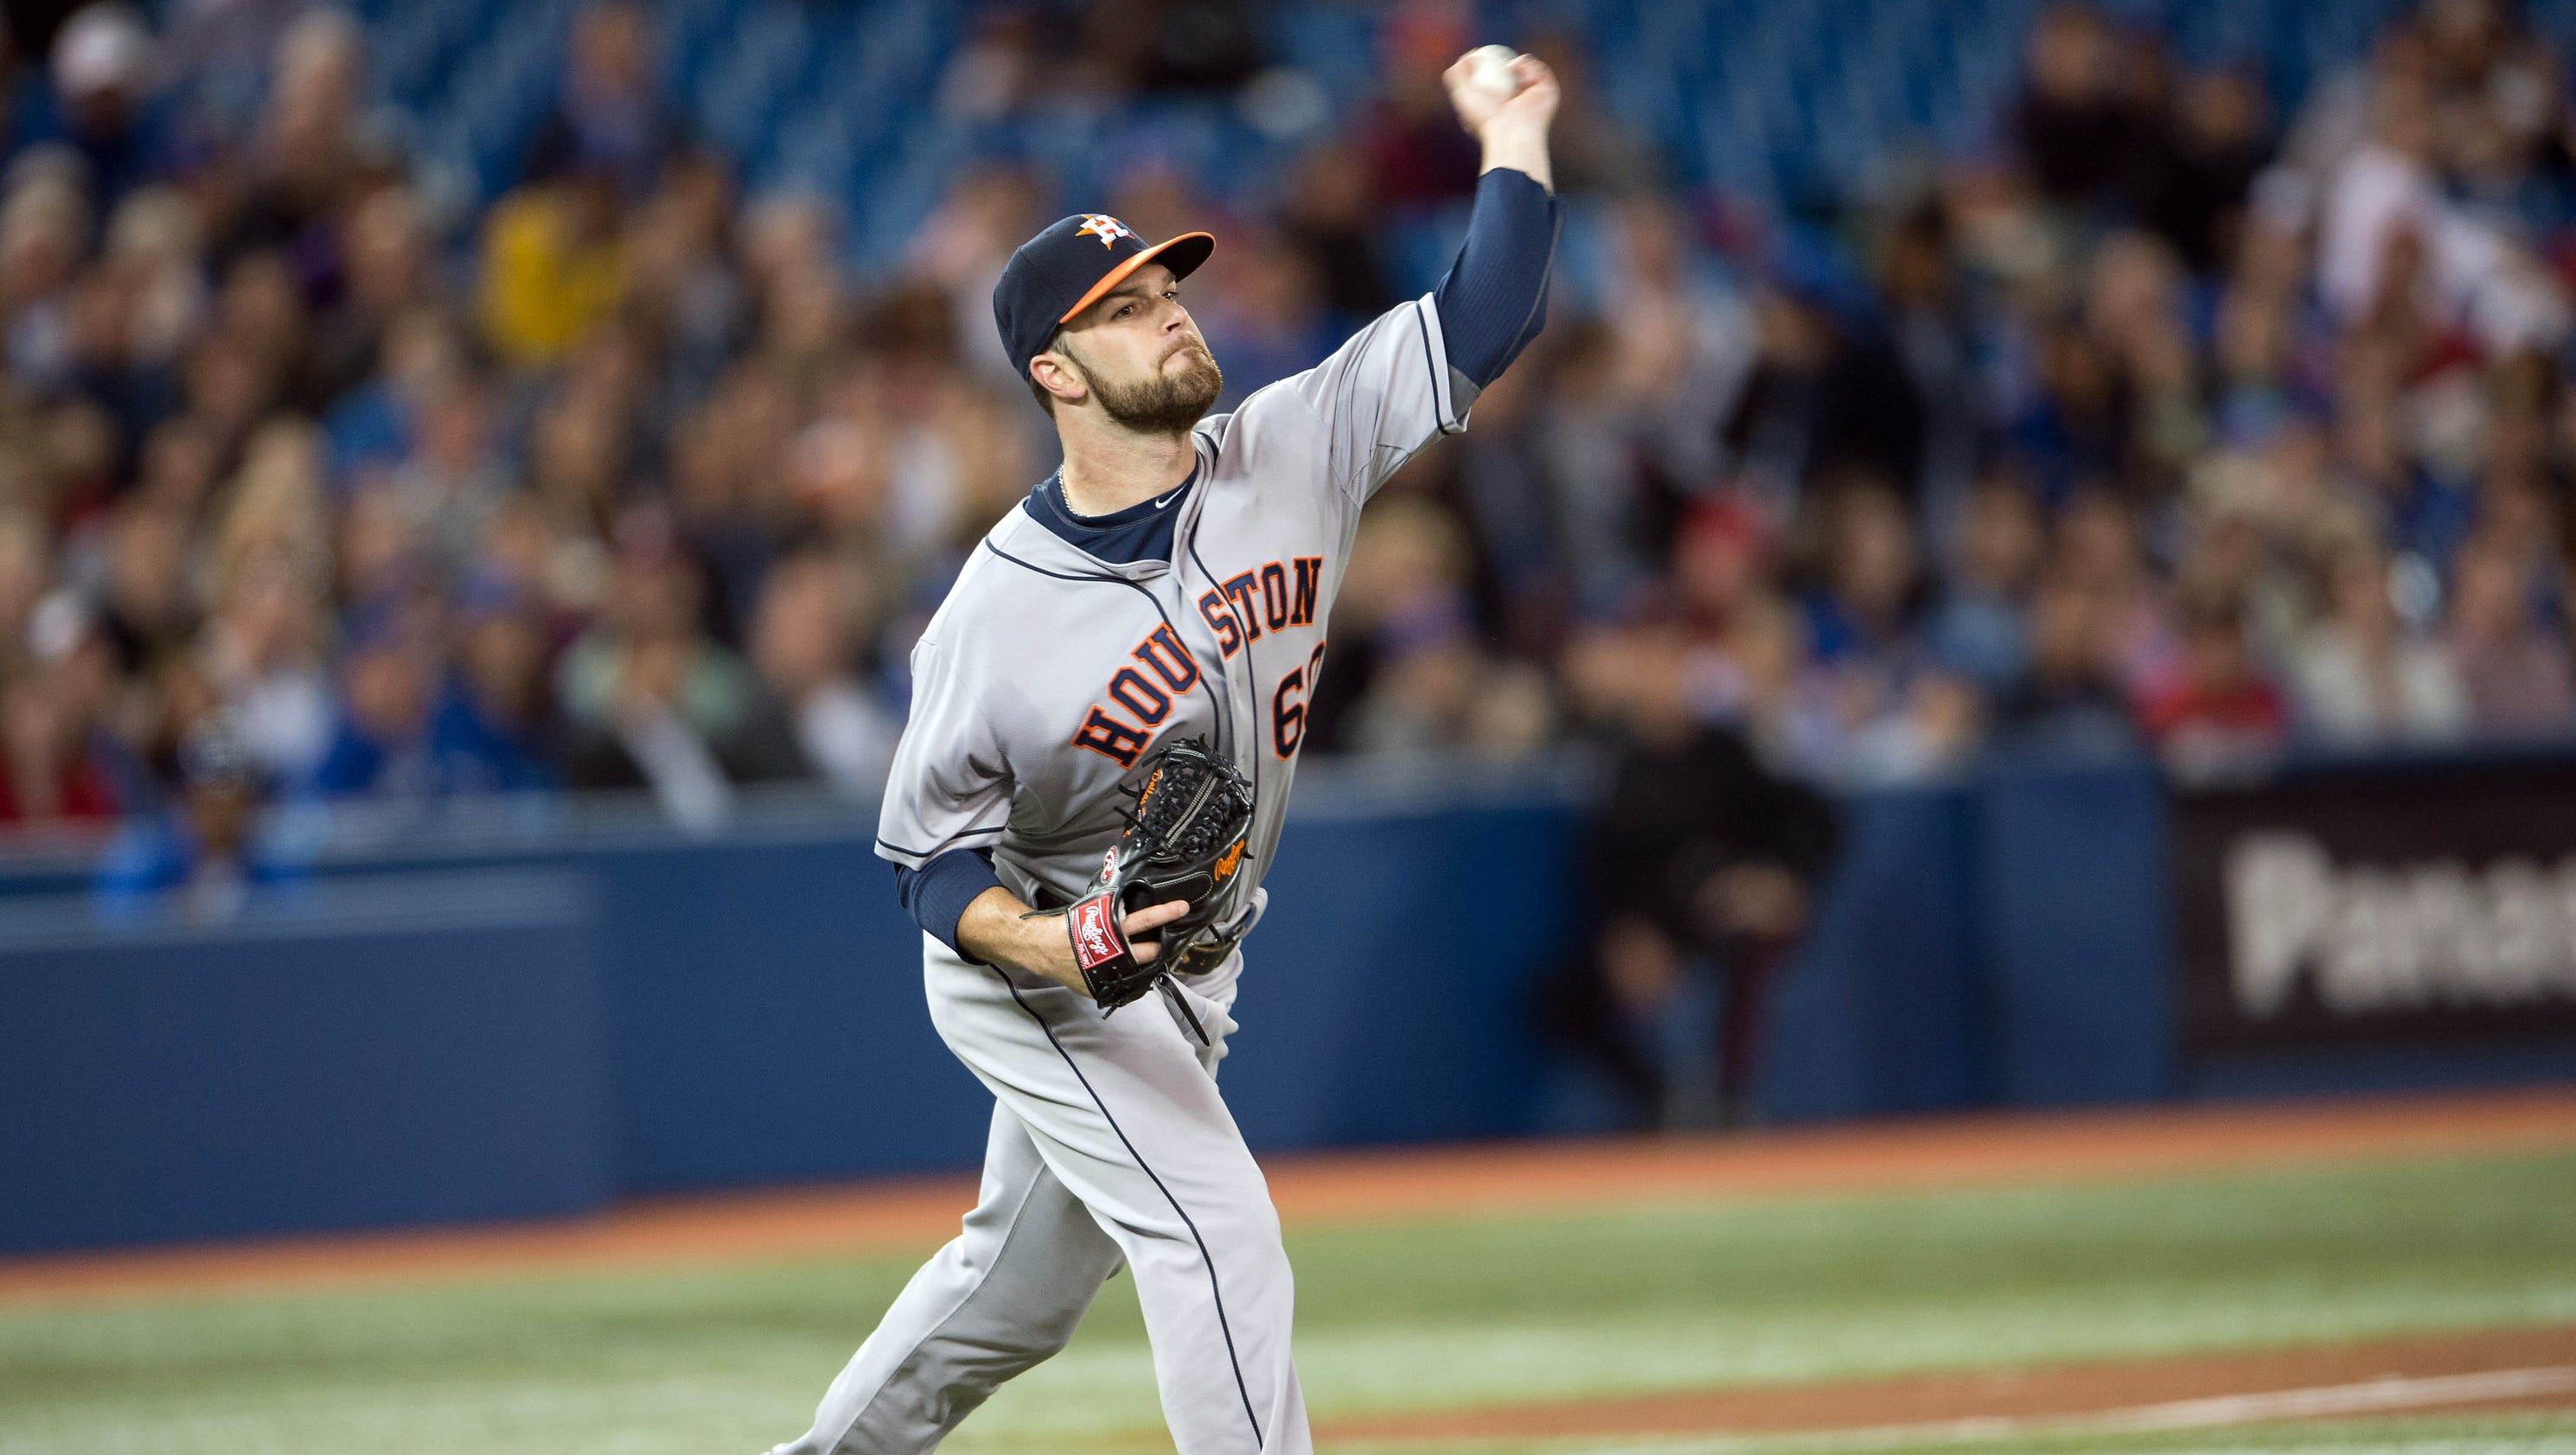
[1062,737,1255,1010]
[1461,44,1528,101]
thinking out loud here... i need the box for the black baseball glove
[1060,737,1255,1014]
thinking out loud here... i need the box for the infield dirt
[4,1086,2574,1305]
[9,1088,2576,1451]
[1318,1323,2576,1445]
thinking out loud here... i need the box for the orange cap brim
[1057,232,1217,325]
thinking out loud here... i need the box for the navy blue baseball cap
[993,213,1216,377]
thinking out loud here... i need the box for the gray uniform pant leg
[770,1100,1123,1454]
[777,941,1309,1455]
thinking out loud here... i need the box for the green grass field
[4,1148,2574,1455]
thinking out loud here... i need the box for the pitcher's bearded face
[1045,260,1224,432]
[1077,340,1224,432]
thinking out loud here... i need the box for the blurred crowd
[2,0,2575,871]
[1397,0,2576,789]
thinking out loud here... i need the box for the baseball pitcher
[770,48,1559,1455]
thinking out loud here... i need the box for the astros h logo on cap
[1076,214,1138,248]
[992,214,1217,375]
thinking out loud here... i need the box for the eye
[1115,303,1136,319]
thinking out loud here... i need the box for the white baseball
[1463,45,1524,101]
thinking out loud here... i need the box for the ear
[1029,349,1088,410]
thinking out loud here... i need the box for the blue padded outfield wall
[0,871,610,1250]
[5,750,2574,1253]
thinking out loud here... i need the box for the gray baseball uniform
[771,163,1553,1455]
[770,296,1465,1455]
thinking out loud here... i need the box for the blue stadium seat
[352,0,2576,258]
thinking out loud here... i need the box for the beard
[1080,345,1224,433]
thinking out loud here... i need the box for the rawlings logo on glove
[1062,736,1255,1013]
[1067,897,1123,973]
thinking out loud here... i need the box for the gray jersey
[874,293,1476,999]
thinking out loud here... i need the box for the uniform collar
[1000,434,1216,581]
[1027,467,1191,541]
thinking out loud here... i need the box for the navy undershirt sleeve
[895,846,1003,956]
[1433,167,1559,388]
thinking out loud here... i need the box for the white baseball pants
[769,939,1308,1454]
